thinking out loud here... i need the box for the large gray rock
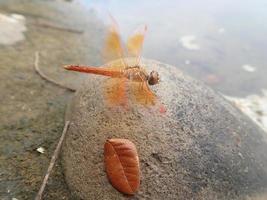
[62,59,267,200]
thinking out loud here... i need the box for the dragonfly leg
[137,73,150,104]
[137,73,145,90]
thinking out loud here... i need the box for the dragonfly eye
[148,71,160,85]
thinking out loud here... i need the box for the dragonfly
[64,20,161,108]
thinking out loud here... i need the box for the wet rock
[62,59,267,200]
[0,13,26,45]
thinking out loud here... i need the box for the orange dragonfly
[64,21,161,108]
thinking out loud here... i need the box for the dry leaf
[104,138,140,195]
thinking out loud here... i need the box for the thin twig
[34,21,84,34]
[34,51,76,92]
[35,121,70,200]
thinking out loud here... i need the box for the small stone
[36,147,45,154]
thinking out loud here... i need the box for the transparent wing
[103,17,127,70]
[126,25,147,66]
[104,77,128,107]
[129,81,157,106]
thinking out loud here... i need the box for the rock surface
[62,59,267,200]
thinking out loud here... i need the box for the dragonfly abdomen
[64,65,148,82]
[64,65,122,77]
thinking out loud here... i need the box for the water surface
[80,0,267,96]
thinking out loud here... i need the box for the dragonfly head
[148,71,160,85]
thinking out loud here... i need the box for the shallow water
[81,0,267,96]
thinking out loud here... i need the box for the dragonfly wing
[129,80,156,106]
[126,25,147,66]
[104,77,128,107]
[103,18,127,70]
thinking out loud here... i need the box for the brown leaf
[104,139,140,195]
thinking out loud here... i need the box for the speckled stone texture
[62,59,267,200]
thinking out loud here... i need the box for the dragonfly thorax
[122,66,159,85]
[122,66,147,82]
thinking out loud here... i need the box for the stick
[35,21,84,34]
[35,121,70,200]
[34,51,76,92]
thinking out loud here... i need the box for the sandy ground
[0,0,104,199]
